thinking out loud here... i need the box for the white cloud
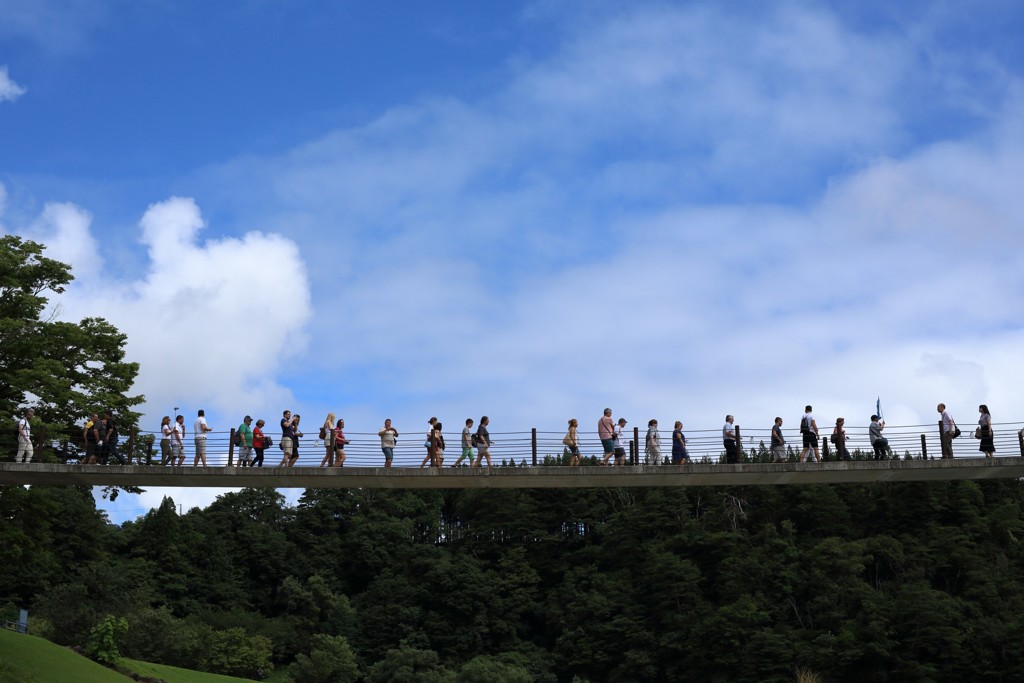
[0,65,27,102]
[14,195,314,425]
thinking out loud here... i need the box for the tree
[364,645,455,683]
[85,614,128,666]
[287,634,360,683]
[0,235,143,457]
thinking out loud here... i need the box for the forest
[3,479,1024,682]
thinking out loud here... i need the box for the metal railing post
[531,428,537,466]
[920,434,927,460]
[228,428,236,466]
[1018,429,1024,458]
[633,426,640,465]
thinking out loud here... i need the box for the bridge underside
[2,458,1023,489]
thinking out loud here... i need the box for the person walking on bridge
[15,409,33,463]
[645,419,661,466]
[193,409,212,467]
[723,415,739,464]
[798,406,821,464]
[237,416,254,467]
[598,408,615,465]
[978,405,995,458]
[771,417,786,463]
[938,403,956,459]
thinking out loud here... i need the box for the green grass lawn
[0,628,261,683]
[120,658,262,682]
[0,628,134,683]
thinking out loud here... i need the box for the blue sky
[3,0,1024,521]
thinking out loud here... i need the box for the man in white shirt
[194,409,212,466]
[937,403,955,459]
[798,405,821,463]
[15,409,33,463]
[723,415,739,464]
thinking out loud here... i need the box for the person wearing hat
[236,415,254,466]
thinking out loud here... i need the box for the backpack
[232,431,242,446]
[471,433,480,447]
[800,415,812,434]
[319,426,327,440]
[829,430,839,445]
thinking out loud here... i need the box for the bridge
[2,458,1024,489]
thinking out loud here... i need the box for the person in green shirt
[237,415,255,467]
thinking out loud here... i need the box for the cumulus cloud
[0,66,27,102]
[9,196,314,516]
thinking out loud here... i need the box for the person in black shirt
[104,409,126,465]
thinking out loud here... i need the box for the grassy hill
[0,629,261,683]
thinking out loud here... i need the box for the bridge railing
[6,420,1024,467]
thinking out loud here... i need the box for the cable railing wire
[4,421,1024,468]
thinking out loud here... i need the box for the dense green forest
[3,480,1024,682]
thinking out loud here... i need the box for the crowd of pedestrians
[7,402,1017,467]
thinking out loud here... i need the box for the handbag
[319,426,327,440]
[952,426,962,439]
[562,434,573,446]
[263,436,272,448]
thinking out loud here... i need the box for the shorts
[194,438,207,456]
[462,447,473,459]
[381,447,394,461]
[614,447,626,459]
[281,436,294,455]
[601,438,616,454]
[772,445,786,461]
[802,432,817,448]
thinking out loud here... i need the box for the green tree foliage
[84,614,128,666]
[364,645,455,683]
[287,634,360,683]
[0,235,143,458]
[457,654,533,683]
[8,479,1024,680]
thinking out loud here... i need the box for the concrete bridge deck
[2,458,1023,489]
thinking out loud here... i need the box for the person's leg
[382,447,393,468]
[16,437,31,463]
[940,432,953,459]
